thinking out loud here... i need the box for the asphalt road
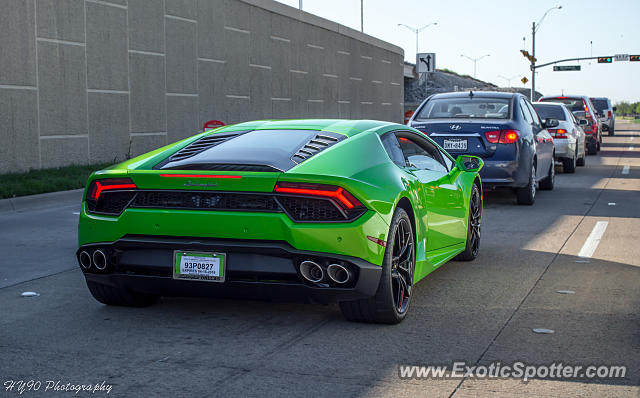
[1,122,639,397]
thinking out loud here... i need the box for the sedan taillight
[548,129,568,139]
[484,129,519,144]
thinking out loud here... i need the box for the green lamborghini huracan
[77,119,483,323]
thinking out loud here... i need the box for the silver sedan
[533,102,587,173]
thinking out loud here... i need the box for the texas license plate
[173,251,225,282]
[443,138,467,151]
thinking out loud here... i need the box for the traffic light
[597,57,612,63]
[520,50,536,63]
[631,55,640,62]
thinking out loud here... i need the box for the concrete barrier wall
[0,0,404,173]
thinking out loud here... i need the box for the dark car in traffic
[408,91,556,205]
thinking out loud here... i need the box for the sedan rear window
[541,98,585,112]
[532,104,566,121]
[416,98,511,119]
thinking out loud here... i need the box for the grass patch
[0,163,113,199]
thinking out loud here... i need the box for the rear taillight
[484,129,519,144]
[274,182,362,209]
[548,129,568,139]
[274,182,366,222]
[86,178,137,214]
[608,110,612,119]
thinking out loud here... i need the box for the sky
[274,0,640,104]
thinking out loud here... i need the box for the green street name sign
[553,65,581,71]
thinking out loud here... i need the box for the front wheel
[339,208,415,324]
[454,184,482,261]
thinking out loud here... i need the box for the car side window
[525,101,542,127]
[395,134,448,173]
[519,98,534,125]
[381,132,406,167]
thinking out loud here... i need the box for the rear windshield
[158,129,343,172]
[416,97,511,119]
[532,104,566,121]
[541,98,585,112]
[590,99,609,112]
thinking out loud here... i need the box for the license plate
[173,251,225,282]
[443,138,467,151]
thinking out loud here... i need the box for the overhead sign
[521,77,528,84]
[614,54,629,62]
[417,53,436,73]
[553,65,581,71]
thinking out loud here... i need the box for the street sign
[417,53,436,73]
[553,65,581,71]
[629,55,640,62]
[521,77,528,84]
[614,54,630,62]
[597,57,612,63]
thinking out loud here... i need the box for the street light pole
[460,54,490,79]
[530,5,562,101]
[531,21,535,101]
[398,22,438,56]
[498,74,519,87]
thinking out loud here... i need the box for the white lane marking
[629,146,634,151]
[630,136,634,141]
[608,202,616,206]
[578,221,608,258]
[72,212,80,215]
[622,165,630,175]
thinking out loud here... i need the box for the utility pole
[299,0,302,10]
[531,22,535,101]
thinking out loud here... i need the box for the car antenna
[469,90,474,98]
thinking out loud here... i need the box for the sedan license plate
[443,139,467,151]
[173,251,225,282]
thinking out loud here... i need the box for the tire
[339,208,415,324]
[608,127,614,136]
[562,154,576,173]
[539,158,555,190]
[588,142,597,155]
[516,164,536,205]
[577,145,586,166]
[86,281,160,307]
[454,184,482,261]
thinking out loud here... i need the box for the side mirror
[456,155,484,173]
[579,119,588,126]
[544,118,559,128]
[612,106,617,112]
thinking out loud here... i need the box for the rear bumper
[479,158,529,188]
[78,236,383,303]
[553,139,576,159]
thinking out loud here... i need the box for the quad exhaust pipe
[327,263,352,284]
[79,249,109,271]
[299,260,324,283]
[79,251,91,269]
[92,249,108,270]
